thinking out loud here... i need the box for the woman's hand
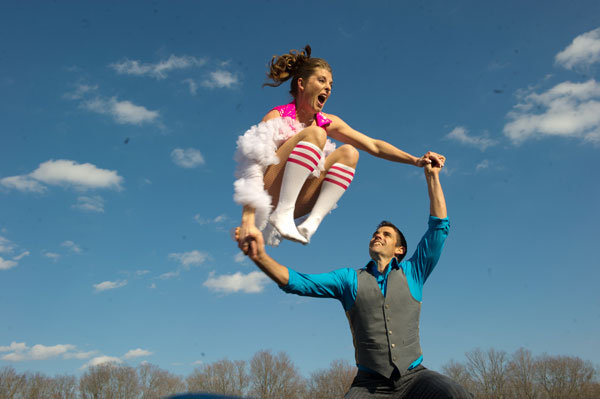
[235,222,262,256]
[417,151,445,168]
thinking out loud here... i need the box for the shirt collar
[366,257,399,276]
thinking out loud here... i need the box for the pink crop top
[272,101,332,129]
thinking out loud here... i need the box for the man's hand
[419,151,445,169]
[234,225,265,261]
[234,225,289,285]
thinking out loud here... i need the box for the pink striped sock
[298,163,355,242]
[269,141,323,244]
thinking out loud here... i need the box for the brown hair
[376,221,408,262]
[263,45,332,97]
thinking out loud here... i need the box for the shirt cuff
[429,215,450,230]
[279,268,299,293]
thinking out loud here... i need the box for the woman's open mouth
[317,94,327,107]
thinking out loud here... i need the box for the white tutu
[234,117,336,246]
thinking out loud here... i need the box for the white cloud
[171,148,205,168]
[202,70,238,89]
[234,252,247,264]
[203,271,269,294]
[63,83,98,100]
[0,236,15,253]
[123,348,153,359]
[110,55,206,80]
[0,256,17,270]
[2,160,123,194]
[168,250,209,269]
[504,79,600,144]
[555,27,600,69]
[136,270,150,276]
[93,280,127,293]
[83,97,159,125]
[31,160,123,190]
[82,356,122,369]
[183,78,198,95]
[192,360,204,365]
[0,342,27,352]
[446,126,497,151]
[476,160,490,171]
[73,195,105,213]
[149,283,157,289]
[44,252,61,261]
[1,342,97,362]
[61,240,82,253]
[12,251,29,261]
[0,175,46,193]
[194,214,228,225]
[159,270,180,280]
[1,343,75,361]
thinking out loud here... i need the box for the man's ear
[394,246,406,258]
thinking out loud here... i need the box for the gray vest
[346,268,422,378]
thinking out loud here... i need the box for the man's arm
[423,151,447,218]
[235,227,289,285]
[235,227,356,308]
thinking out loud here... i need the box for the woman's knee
[337,144,359,165]
[299,126,327,148]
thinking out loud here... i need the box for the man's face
[369,226,405,260]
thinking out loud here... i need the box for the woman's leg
[264,126,327,243]
[297,144,358,242]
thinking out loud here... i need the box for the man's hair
[376,220,407,262]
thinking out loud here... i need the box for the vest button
[385,305,389,309]
[388,330,392,335]
[393,356,397,361]
[391,344,396,348]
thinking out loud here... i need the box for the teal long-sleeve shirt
[280,216,450,371]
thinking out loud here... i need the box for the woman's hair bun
[265,45,312,87]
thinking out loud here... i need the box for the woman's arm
[236,109,282,247]
[325,114,438,167]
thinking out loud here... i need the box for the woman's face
[297,68,333,113]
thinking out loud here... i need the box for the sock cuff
[288,141,323,172]
[295,141,323,158]
[324,163,355,189]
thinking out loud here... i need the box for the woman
[235,45,443,249]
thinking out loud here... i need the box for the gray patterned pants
[344,366,473,399]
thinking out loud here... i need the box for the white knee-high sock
[269,141,323,243]
[298,163,355,242]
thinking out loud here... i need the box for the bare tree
[186,359,249,397]
[248,350,305,399]
[79,362,140,399]
[138,363,185,399]
[306,359,356,399]
[534,354,595,399]
[0,367,26,399]
[507,348,537,399]
[139,363,185,398]
[47,375,78,399]
[464,348,510,398]
[22,372,54,399]
[442,359,475,395]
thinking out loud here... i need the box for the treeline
[0,350,355,399]
[1,348,598,399]
[442,348,600,399]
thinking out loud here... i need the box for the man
[236,152,472,398]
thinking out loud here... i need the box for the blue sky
[1,0,599,378]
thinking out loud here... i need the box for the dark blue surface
[166,394,246,399]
